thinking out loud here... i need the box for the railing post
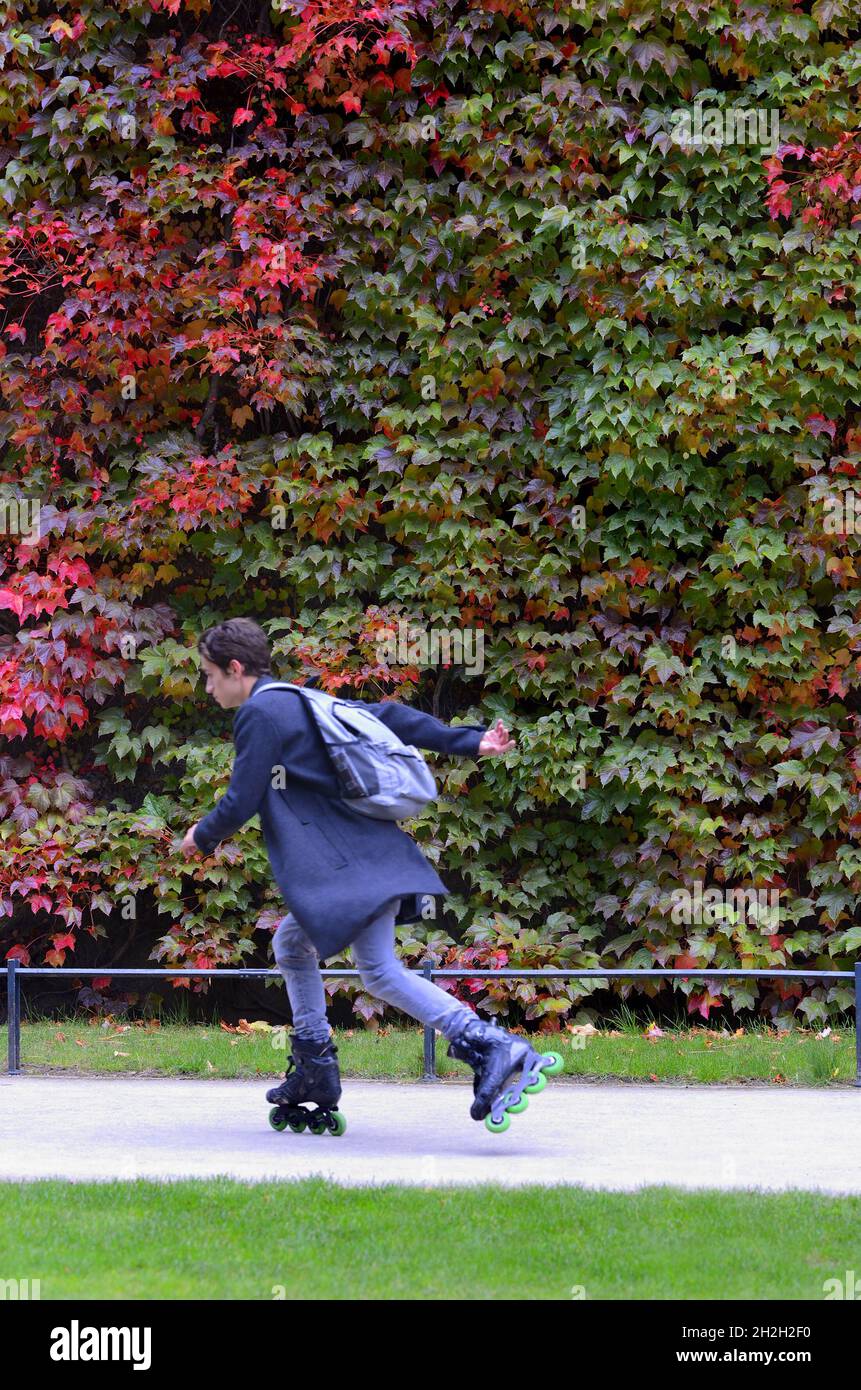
[6,960,21,1076]
[855,963,861,1088]
[421,958,437,1081]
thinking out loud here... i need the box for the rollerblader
[179,617,562,1134]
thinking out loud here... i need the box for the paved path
[2,1076,859,1191]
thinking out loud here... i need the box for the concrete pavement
[2,1075,859,1191]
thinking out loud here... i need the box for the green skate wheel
[327,1111,347,1137]
[309,1116,328,1136]
[540,1051,564,1076]
[506,1095,529,1114]
[288,1116,307,1134]
[269,1108,288,1132]
[485,1111,512,1133]
[524,1069,547,1095]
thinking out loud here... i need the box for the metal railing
[3,962,860,1084]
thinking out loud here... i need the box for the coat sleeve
[192,703,287,853]
[364,700,486,757]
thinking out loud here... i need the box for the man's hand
[478,719,516,756]
[180,823,201,857]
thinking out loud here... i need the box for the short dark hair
[198,618,272,677]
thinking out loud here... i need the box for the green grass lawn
[2,1016,856,1085]
[1,1179,856,1300]
[4,1015,858,1301]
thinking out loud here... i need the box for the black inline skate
[446,1014,564,1133]
[266,1033,346,1137]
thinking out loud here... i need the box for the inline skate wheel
[524,1069,548,1095]
[540,1051,564,1076]
[288,1116,308,1134]
[506,1095,529,1114]
[269,1108,288,1132]
[485,1112,511,1134]
[327,1111,347,1137]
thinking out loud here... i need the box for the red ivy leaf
[806,413,837,440]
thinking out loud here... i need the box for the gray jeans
[272,902,472,1044]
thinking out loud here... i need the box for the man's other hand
[478,719,515,756]
[180,823,201,856]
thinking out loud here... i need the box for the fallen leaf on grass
[220,1021,239,1034]
[817,1027,831,1039]
[648,1072,658,1082]
[74,1040,85,1048]
[112,1051,130,1057]
[205,1060,215,1072]
[734,1028,744,1038]
[645,1023,664,1040]
[238,1019,272,1034]
[54,1032,66,1043]
[568,1023,598,1036]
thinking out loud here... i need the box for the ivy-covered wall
[2,0,861,1029]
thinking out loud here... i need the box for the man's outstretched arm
[185,704,287,855]
[364,701,514,758]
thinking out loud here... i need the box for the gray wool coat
[192,676,488,959]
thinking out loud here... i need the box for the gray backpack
[251,680,438,821]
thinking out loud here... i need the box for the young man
[180,617,559,1130]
